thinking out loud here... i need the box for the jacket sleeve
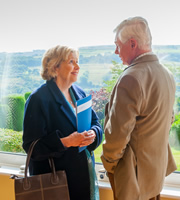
[23,93,67,160]
[101,75,142,173]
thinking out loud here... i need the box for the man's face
[115,37,134,66]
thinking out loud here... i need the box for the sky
[0,0,180,53]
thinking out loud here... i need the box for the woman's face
[56,52,80,85]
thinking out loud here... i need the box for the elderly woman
[23,45,103,200]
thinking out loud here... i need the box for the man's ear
[130,39,137,49]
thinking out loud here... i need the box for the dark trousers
[108,172,161,200]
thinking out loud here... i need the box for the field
[172,147,180,171]
[79,45,115,57]
[94,142,103,163]
[77,63,112,85]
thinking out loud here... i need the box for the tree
[2,95,25,131]
[103,61,124,92]
[90,88,109,129]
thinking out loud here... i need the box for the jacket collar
[46,79,81,104]
[46,79,79,129]
[124,54,159,71]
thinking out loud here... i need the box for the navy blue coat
[23,79,103,200]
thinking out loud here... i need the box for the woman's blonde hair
[41,45,79,80]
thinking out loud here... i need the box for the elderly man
[101,16,177,200]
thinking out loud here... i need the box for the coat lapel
[46,80,77,129]
[71,84,83,101]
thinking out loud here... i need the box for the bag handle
[23,139,59,190]
[24,139,39,179]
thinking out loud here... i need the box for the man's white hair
[114,16,152,51]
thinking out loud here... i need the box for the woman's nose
[75,63,80,69]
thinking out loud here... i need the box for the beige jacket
[101,54,177,200]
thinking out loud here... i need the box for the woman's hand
[79,130,96,147]
[61,130,96,148]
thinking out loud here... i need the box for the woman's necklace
[69,100,74,105]
[67,95,74,106]
[62,88,74,107]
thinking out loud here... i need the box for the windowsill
[95,163,180,199]
[1,166,179,199]
[0,151,26,177]
[0,165,24,177]
[0,154,180,199]
[161,186,180,199]
[97,181,180,199]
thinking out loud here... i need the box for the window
[0,0,180,185]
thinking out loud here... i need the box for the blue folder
[76,95,92,152]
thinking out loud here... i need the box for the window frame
[0,152,180,189]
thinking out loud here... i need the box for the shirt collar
[134,51,154,62]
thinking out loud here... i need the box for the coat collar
[124,54,159,71]
[46,79,81,129]
[46,79,81,104]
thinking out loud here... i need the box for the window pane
[0,0,180,173]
